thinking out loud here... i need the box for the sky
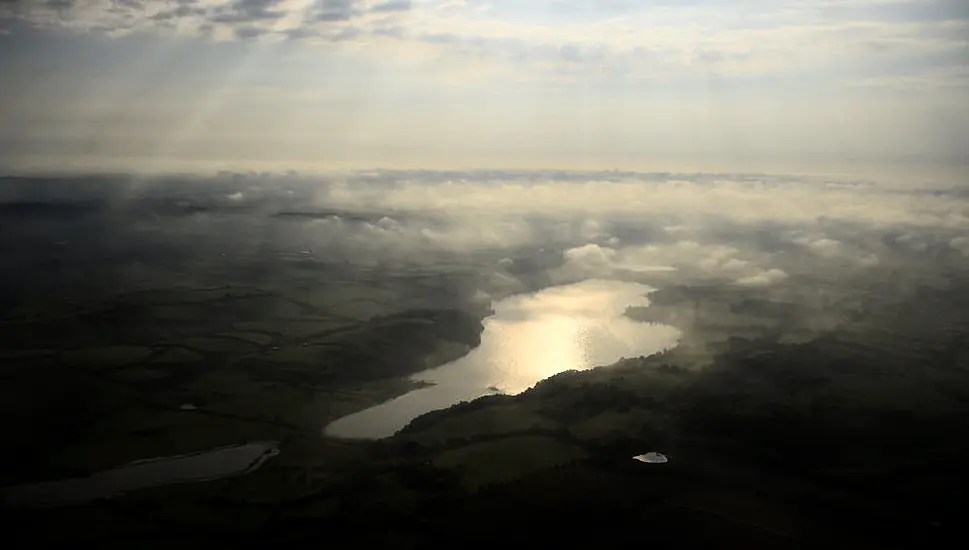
[1,0,967,180]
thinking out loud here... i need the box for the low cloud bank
[2,170,966,296]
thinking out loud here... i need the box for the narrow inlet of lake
[325,279,680,439]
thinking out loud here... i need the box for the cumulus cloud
[737,269,788,287]
[799,237,845,258]
[563,244,618,269]
[553,240,786,288]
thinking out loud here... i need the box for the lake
[2,441,279,507]
[325,279,680,439]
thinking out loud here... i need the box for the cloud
[311,174,969,231]
[0,0,413,41]
[793,236,846,258]
[233,25,265,38]
[792,236,879,267]
[151,4,207,22]
[382,1,969,83]
[0,0,965,90]
[553,240,786,287]
[895,232,929,252]
[209,0,289,24]
[370,0,409,13]
[558,244,619,276]
[952,236,969,256]
[3,170,965,308]
[250,171,964,293]
[310,0,360,22]
[737,269,789,287]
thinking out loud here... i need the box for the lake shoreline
[324,280,680,439]
[2,441,281,508]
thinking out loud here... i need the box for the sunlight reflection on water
[324,279,681,439]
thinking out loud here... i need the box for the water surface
[2,441,279,507]
[325,280,680,439]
